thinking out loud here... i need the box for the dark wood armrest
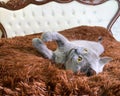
[0,23,7,38]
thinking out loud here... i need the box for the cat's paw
[32,38,53,59]
[41,32,57,42]
[32,38,44,47]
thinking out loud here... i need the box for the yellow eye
[84,48,88,53]
[77,56,82,62]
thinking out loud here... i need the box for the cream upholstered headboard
[0,0,120,40]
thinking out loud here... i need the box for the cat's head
[65,47,112,75]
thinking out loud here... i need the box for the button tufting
[13,13,16,18]
[72,9,75,15]
[0,1,118,38]
[32,11,35,17]
[51,10,55,16]
[8,22,12,26]
[77,20,80,24]
[41,10,45,17]
[23,12,26,17]
[83,10,86,15]
[37,21,41,26]
[61,10,65,16]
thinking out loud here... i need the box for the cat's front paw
[41,32,57,42]
[32,38,44,47]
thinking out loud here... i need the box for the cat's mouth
[80,65,96,76]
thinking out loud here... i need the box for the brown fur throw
[0,26,120,96]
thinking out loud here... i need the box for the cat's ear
[99,57,112,65]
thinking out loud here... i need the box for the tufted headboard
[0,0,120,40]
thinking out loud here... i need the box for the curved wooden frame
[0,23,7,38]
[0,0,120,37]
[0,0,118,10]
[107,0,120,34]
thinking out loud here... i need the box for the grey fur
[32,32,112,74]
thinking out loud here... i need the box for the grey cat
[32,32,112,74]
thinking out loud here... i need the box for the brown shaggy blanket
[0,26,120,96]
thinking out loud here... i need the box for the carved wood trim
[107,0,120,34]
[0,0,115,10]
[0,23,7,38]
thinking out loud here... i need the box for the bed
[0,0,120,95]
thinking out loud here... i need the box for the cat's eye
[84,48,88,53]
[77,56,82,62]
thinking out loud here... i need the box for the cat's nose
[86,68,96,76]
[81,66,96,76]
